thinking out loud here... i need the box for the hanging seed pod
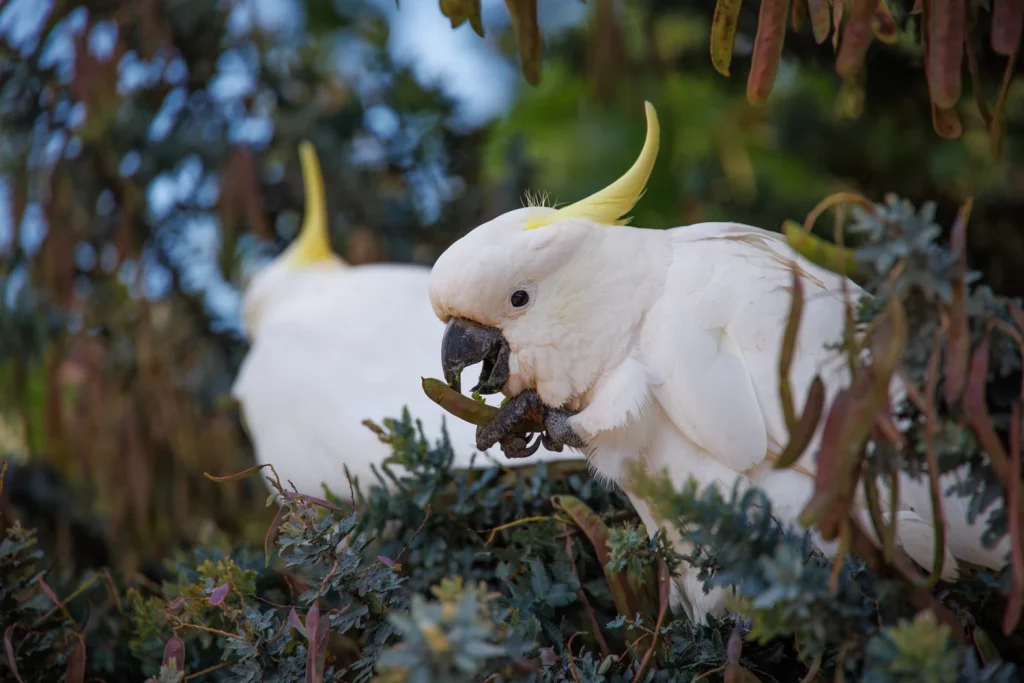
[832,0,844,51]
[872,0,900,43]
[836,0,880,79]
[440,0,486,37]
[927,0,965,109]
[807,0,830,43]
[505,0,543,85]
[932,104,964,138]
[711,0,744,76]
[991,0,1024,56]
[747,0,793,104]
[965,10,994,127]
[792,0,808,31]
[990,47,1019,158]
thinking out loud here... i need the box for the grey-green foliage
[852,195,1020,554]
[1,409,1019,682]
[354,410,631,647]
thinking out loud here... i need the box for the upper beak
[441,317,511,395]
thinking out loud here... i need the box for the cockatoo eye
[510,290,530,308]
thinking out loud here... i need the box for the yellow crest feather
[283,141,335,267]
[524,102,660,231]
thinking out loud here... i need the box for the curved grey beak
[441,317,511,395]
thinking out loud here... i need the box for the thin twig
[172,622,246,641]
[565,631,583,683]
[922,326,948,588]
[184,661,231,680]
[396,504,431,564]
[564,535,610,660]
[483,516,551,545]
[631,561,670,683]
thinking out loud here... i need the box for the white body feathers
[233,261,581,500]
[569,222,1010,621]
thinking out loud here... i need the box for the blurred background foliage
[0,0,1021,589]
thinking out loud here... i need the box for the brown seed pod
[711,0,744,76]
[992,0,1024,56]
[932,104,964,139]
[505,0,543,85]
[747,0,793,105]
[807,0,830,43]
[836,0,880,79]
[872,0,900,44]
[832,0,844,51]
[927,0,965,109]
[440,0,485,37]
[792,0,808,32]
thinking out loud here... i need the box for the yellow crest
[524,101,660,231]
[283,141,336,267]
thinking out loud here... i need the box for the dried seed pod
[792,0,808,31]
[872,0,900,43]
[832,0,844,50]
[807,0,830,43]
[775,376,826,469]
[711,0,744,76]
[991,0,1024,56]
[747,0,793,104]
[991,48,1019,158]
[505,0,543,85]
[942,200,971,405]
[440,0,485,37]
[927,0,965,109]
[932,104,964,139]
[836,0,880,79]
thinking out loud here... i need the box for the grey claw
[544,409,587,449]
[540,434,564,452]
[476,422,499,451]
[499,433,542,459]
[476,390,543,451]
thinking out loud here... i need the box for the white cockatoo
[231,142,581,501]
[427,102,1010,624]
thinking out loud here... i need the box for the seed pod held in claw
[991,0,1024,56]
[927,0,965,109]
[711,0,744,76]
[747,0,793,105]
[422,377,545,433]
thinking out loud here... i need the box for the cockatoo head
[240,142,345,340]
[429,102,662,407]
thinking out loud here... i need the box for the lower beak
[440,317,511,395]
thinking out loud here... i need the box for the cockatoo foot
[475,389,587,458]
[544,409,587,449]
[496,433,545,459]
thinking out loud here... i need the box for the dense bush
[3,192,1024,682]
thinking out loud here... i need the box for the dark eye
[510,290,530,308]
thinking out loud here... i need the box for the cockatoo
[427,102,1010,624]
[232,142,581,501]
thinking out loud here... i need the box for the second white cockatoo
[427,102,1010,624]
[231,142,580,500]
